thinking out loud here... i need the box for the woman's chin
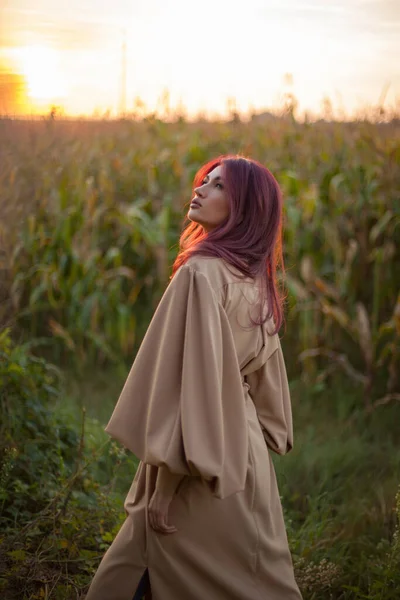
[187,211,202,225]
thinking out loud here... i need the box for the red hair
[171,155,285,333]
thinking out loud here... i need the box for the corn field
[1,115,399,413]
[1,115,400,599]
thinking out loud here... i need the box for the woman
[86,156,302,600]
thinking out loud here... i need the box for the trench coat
[86,255,302,600]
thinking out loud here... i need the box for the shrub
[0,330,128,599]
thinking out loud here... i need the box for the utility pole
[119,29,127,116]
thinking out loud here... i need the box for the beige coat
[86,256,302,600]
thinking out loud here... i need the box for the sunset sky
[1,0,399,118]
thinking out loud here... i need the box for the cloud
[1,16,117,50]
[0,5,124,51]
[357,0,400,22]
[253,0,400,52]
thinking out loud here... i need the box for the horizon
[1,99,398,123]
[1,0,399,119]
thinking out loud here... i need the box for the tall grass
[0,115,399,598]
[1,116,399,407]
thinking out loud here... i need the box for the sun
[17,45,67,103]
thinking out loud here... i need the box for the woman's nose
[194,184,204,197]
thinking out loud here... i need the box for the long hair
[171,155,285,334]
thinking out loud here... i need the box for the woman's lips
[190,199,202,207]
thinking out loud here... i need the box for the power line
[119,29,127,116]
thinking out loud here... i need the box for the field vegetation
[0,112,399,599]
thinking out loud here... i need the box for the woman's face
[187,165,230,233]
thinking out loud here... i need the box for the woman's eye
[216,183,223,189]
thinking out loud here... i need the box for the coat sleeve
[105,264,248,499]
[245,337,293,455]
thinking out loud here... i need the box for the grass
[1,114,399,598]
[1,318,399,599]
[53,365,400,598]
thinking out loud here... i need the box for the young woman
[86,156,302,600]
